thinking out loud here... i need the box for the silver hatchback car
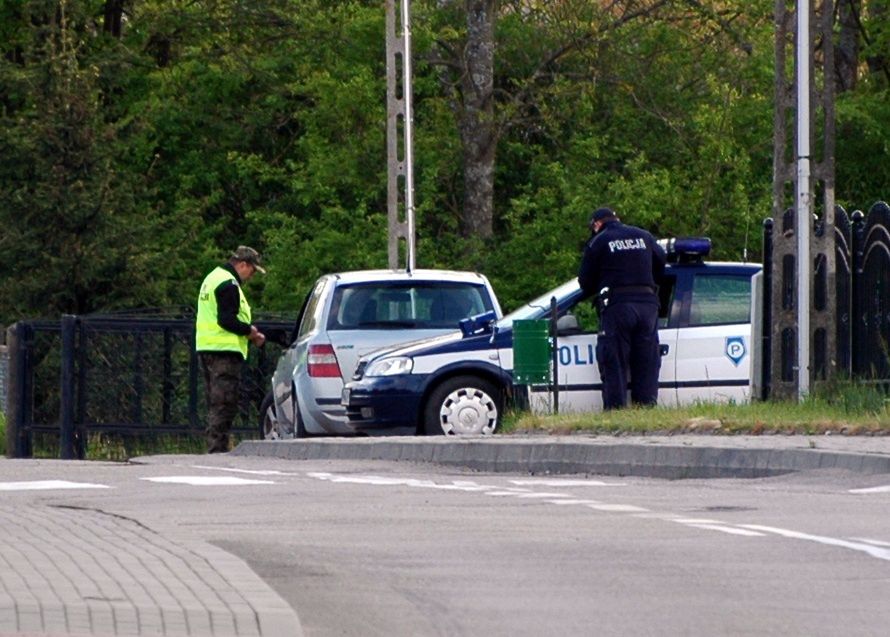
[261,269,502,438]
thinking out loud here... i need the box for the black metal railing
[761,201,890,396]
[5,312,294,458]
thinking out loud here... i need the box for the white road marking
[190,465,300,476]
[740,524,890,562]
[586,503,649,513]
[142,476,274,486]
[304,471,890,563]
[0,480,110,491]
[683,523,765,537]
[307,473,495,492]
[848,537,890,548]
[849,484,890,494]
[509,479,626,487]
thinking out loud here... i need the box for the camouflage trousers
[199,352,244,453]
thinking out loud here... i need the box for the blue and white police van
[341,239,761,436]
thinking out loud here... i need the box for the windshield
[327,282,494,330]
[497,279,583,329]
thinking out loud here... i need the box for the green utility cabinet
[512,319,551,384]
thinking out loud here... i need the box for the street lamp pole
[795,0,812,399]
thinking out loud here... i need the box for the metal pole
[550,297,559,414]
[5,324,25,458]
[60,315,77,459]
[795,0,812,399]
[401,0,416,272]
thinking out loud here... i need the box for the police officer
[195,246,266,452]
[578,207,666,409]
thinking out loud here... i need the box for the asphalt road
[1,450,889,636]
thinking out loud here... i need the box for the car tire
[423,376,500,436]
[295,399,309,438]
[259,392,279,440]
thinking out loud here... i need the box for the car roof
[326,269,491,285]
[667,261,761,271]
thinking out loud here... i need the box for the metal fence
[0,344,7,415]
[5,312,293,458]
[761,201,890,396]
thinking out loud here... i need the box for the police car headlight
[364,356,413,377]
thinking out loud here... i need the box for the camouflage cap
[231,245,266,274]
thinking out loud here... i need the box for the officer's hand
[249,326,266,347]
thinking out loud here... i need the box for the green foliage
[0,0,887,328]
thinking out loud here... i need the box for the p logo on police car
[725,336,746,366]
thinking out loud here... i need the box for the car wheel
[259,392,280,440]
[424,376,500,436]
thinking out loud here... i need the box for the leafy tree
[0,0,175,324]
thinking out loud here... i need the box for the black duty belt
[610,285,656,294]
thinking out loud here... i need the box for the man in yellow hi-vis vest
[196,246,266,453]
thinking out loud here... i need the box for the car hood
[357,330,468,364]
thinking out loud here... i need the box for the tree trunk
[103,0,124,38]
[836,0,859,92]
[458,0,496,239]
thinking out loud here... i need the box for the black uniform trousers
[595,298,661,409]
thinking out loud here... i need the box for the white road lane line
[307,473,496,492]
[190,465,300,476]
[848,537,890,548]
[682,523,765,537]
[304,472,890,562]
[740,524,890,562]
[141,476,275,486]
[0,480,111,491]
[509,479,626,487]
[586,503,649,513]
[849,485,890,494]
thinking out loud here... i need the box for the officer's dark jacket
[577,219,667,301]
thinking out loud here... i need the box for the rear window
[689,274,751,326]
[327,283,493,330]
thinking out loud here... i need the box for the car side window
[688,274,751,326]
[297,279,327,340]
[658,274,676,328]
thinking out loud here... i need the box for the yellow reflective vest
[195,266,252,359]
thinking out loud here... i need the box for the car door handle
[660,344,670,356]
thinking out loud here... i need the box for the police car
[341,239,761,435]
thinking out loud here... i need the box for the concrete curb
[232,436,890,479]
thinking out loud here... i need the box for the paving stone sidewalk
[0,505,301,637]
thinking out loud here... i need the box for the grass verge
[502,393,890,436]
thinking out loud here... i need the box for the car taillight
[308,344,341,377]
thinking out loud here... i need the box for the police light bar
[658,237,711,263]
[459,310,498,337]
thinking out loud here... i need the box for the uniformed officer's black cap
[589,207,616,226]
